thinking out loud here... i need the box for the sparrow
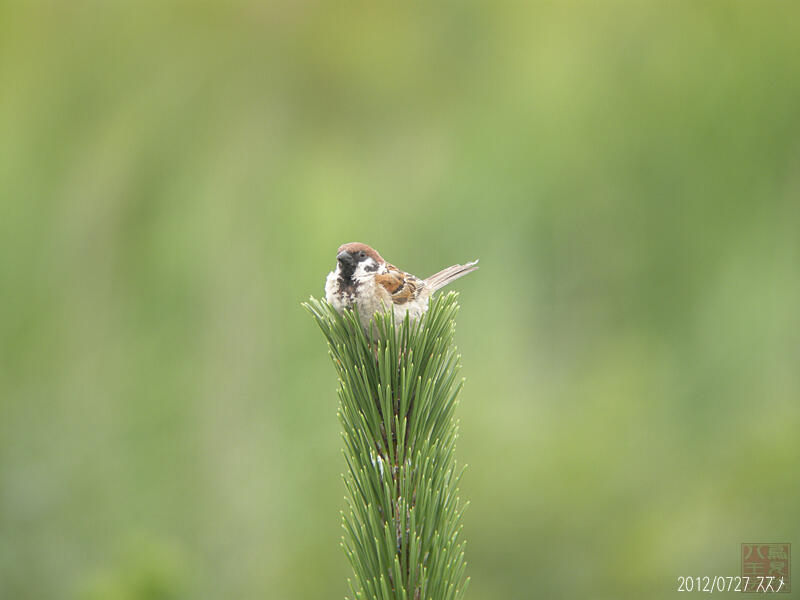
[325,242,478,331]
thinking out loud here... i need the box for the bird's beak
[337,251,355,267]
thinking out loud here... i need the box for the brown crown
[337,242,384,264]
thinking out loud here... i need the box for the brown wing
[374,264,424,305]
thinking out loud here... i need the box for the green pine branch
[304,292,470,600]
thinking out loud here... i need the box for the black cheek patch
[364,263,379,272]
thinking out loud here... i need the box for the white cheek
[355,260,378,278]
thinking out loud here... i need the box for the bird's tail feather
[424,259,479,293]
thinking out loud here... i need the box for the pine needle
[303,292,470,600]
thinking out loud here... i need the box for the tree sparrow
[325,242,478,330]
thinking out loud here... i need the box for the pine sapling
[304,291,470,600]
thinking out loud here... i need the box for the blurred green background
[1,1,799,599]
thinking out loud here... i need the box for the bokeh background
[1,1,799,599]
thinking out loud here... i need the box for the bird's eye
[358,251,366,259]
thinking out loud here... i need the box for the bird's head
[335,242,384,280]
